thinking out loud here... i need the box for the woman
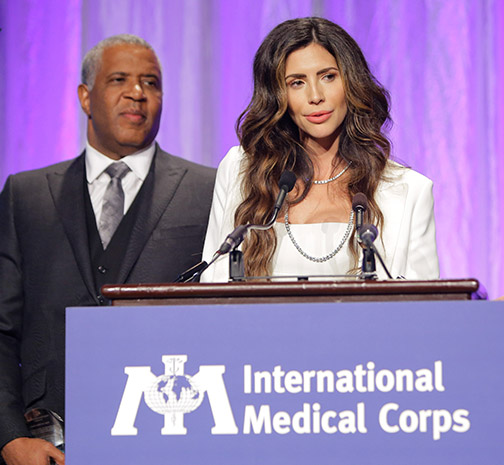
[201,17,439,282]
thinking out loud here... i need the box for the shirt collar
[85,141,156,183]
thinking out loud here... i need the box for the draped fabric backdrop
[1,0,503,298]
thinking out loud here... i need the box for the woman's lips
[305,110,333,123]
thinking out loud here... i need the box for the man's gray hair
[81,34,161,90]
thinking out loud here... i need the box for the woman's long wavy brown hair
[235,17,392,277]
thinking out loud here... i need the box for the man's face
[78,44,162,159]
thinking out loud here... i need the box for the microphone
[174,260,209,283]
[359,223,393,279]
[178,170,297,282]
[274,170,297,212]
[215,170,296,255]
[217,224,249,255]
[359,224,378,247]
[352,192,368,231]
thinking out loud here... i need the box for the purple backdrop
[0,0,502,298]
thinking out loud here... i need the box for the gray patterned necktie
[98,162,131,249]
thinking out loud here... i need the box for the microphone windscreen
[352,192,368,212]
[360,224,378,243]
[278,170,297,192]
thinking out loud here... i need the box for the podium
[65,299,503,464]
[101,278,480,306]
[67,278,504,464]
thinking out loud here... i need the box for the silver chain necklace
[313,161,352,184]
[284,210,354,263]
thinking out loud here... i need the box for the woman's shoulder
[219,145,245,166]
[212,146,246,193]
[214,146,242,176]
[215,146,247,181]
[382,159,433,189]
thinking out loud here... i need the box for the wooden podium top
[102,278,480,306]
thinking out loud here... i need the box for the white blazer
[201,146,439,282]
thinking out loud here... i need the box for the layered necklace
[313,161,352,184]
[284,161,354,263]
[284,210,354,263]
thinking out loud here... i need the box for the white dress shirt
[85,142,155,221]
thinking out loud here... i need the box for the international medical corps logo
[145,370,203,416]
[111,355,238,436]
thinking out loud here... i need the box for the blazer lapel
[375,172,408,268]
[116,148,188,283]
[47,154,97,300]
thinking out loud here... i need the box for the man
[0,35,215,465]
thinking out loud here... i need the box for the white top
[85,141,155,219]
[271,222,354,278]
[201,146,440,282]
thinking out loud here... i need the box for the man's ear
[77,84,91,117]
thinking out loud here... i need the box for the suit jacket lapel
[375,172,408,268]
[47,154,97,300]
[117,148,187,283]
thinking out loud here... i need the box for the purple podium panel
[66,301,504,464]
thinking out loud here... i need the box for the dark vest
[84,174,148,294]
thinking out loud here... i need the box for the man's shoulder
[2,156,83,195]
[7,156,82,182]
[156,148,216,178]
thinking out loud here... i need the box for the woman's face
[284,43,347,149]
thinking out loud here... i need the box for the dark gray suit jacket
[0,146,216,450]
